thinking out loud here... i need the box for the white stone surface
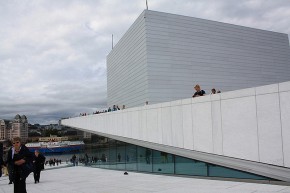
[211,100,223,155]
[157,108,163,144]
[279,81,290,92]
[192,102,213,153]
[131,111,140,139]
[182,104,194,150]
[256,83,278,95]
[62,81,290,169]
[256,93,284,166]
[280,91,290,167]
[146,108,159,143]
[161,107,172,146]
[171,104,184,148]
[221,96,259,161]
[121,112,127,137]
[1,167,289,193]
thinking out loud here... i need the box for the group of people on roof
[192,84,221,98]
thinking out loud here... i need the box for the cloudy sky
[0,0,289,125]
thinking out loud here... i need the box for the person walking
[72,154,76,166]
[6,146,14,184]
[7,137,33,193]
[33,150,45,183]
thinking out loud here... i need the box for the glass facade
[82,133,274,181]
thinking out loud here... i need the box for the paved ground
[0,166,290,193]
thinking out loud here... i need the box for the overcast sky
[0,0,289,125]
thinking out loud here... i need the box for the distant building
[0,119,10,140]
[0,114,29,142]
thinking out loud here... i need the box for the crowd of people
[45,158,62,167]
[70,153,108,166]
[192,84,221,98]
[79,104,126,117]
[76,84,219,118]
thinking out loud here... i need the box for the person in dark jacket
[7,137,33,193]
[7,146,14,184]
[33,150,45,183]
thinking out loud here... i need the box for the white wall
[146,10,290,104]
[107,10,290,108]
[107,11,148,108]
[62,81,290,168]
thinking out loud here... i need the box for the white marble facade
[62,81,290,168]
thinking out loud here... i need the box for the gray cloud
[0,0,289,124]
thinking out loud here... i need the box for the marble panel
[210,93,221,101]
[161,101,171,107]
[115,111,123,137]
[141,109,147,141]
[147,103,162,109]
[146,108,159,143]
[171,105,184,148]
[221,96,259,161]
[279,81,290,92]
[280,91,290,167]
[211,100,223,155]
[191,95,211,104]
[112,113,119,136]
[126,111,133,138]
[182,104,194,150]
[106,114,112,135]
[181,98,192,105]
[256,93,283,166]
[171,99,182,106]
[255,83,278,95]
[122,112,128,137]
[161,106,172,146]
[131,111,140,140]
[192,102,213,153]
[100,115,106,133]
[157,108,163,144]
[221,88,255,100]
[138,110,144,140]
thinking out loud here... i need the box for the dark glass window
[116,141,126,170]
[175,156,207,176]
[108,139,116,169]
[208,164,268,180]
[152,150,174,174]
[137,147,152,172]
[83,131,276,181]
[125,144,137,171]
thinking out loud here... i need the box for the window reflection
[152,150,174,174]
[82,132,274,181]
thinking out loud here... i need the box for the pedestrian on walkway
[7,137,33,193]
[33,150,46,183]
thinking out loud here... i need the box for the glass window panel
[116,141,126,170]
[152,150,174,174]
[175,156,207,176]
[77,132,274,181]
[125,144,137,171]
[109,139,116,169]
[100,147,110,169]
[208,164,269,180]
[137,147,152,172]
